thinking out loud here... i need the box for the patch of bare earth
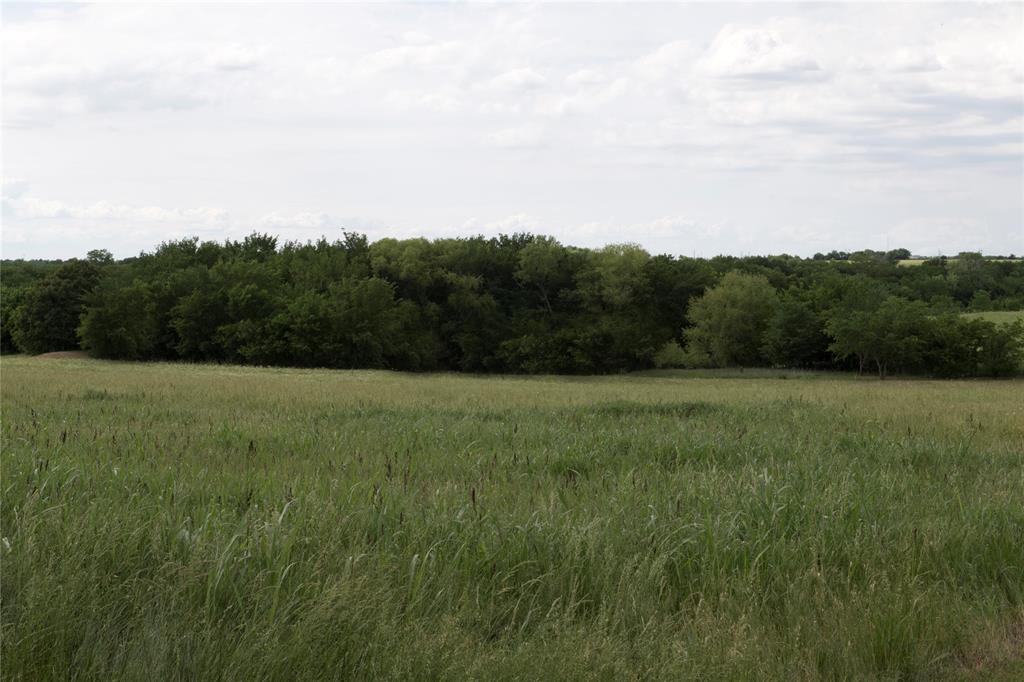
[34,351,91,360]
[952,619,1024,680]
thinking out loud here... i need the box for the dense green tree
[950,252,996,304]
[971,319,1024,377]
[762,299,830,368]
[369,238,440,303]
[328,277,407,368]
[216,279,286,365]
[644,255,716,342]
[565,244,665,371]
[0,286,27,353]
[885,248,911,262]
[514,237,570,314]
[825,309,874,375]
[441,272,505,371]
[11,260,101,354]
[576,243,651,310]
[827,297,932,379]
[78,280,159,359]
[170,284,228,360]
[684,271,778,367]
[86,249,115,265]
[237,233,279,262]
[5,232,1022,377]
[0,260,64,289]
[861,297,931,379]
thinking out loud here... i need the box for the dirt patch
[34,351,91,360]
[953,618,1024,680]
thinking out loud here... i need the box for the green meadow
[2,356,1023,680]
[961,310,1024,326]
[896,259,1021,267]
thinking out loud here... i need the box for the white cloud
[1,3,1020,259]
[1,178,30,199]
[697,25,822,81]
[207,44,262,72]
[354,40,466,77]
[458,214,543,236]
[385,86,465,113]
[634,40,695,83]
[887,48,943,74]
[0,185,230,257]
[3,187,228,227]
[484,67,547,92]
[256,211,334,231]
[566,68,607,87]
[483,125,547,149]
[1,5,270,126]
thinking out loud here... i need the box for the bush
[652,341,687,368]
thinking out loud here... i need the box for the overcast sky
[2,2,1022,260]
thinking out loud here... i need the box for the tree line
[2,233,1022,377]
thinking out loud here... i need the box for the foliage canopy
[2,234,1022,377]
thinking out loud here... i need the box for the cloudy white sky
[2,1,1022,259]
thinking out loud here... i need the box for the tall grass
[2,357,1022,680]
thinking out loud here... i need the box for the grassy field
[2,357,1023,680]
[961,310,1024,326]
[897,259,1021,267]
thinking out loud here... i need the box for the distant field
[962,310,1024,325]
[898,258,1021,267]
[2,357,1023,680]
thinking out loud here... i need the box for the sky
[2,2,1022,260]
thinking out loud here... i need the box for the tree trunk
[538,286,553,314]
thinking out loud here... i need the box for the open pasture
[896,259,1022,267]
[2,357,1023,680]
[961,310,1024,326]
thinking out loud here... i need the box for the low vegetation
[2,357,1022,679]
